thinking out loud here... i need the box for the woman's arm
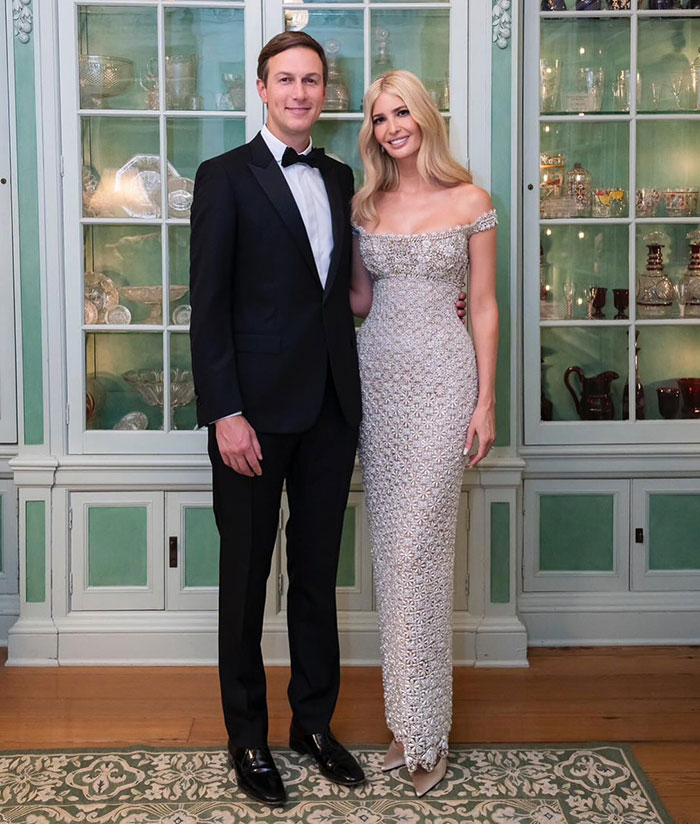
[464,209,498,467]
[350,233,374,318]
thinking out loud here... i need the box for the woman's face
[371,92,422,160]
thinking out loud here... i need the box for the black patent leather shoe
[289,725,365,786]
[227,743,286,806]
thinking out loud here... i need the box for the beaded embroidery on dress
[354,209,497,773]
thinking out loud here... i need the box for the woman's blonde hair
[352,70,472,226]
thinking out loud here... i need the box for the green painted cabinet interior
[337,507,356,589]
[88,506,148,587]
[539,494,615,573]
[648,493,700,571]
[25,500,46,603]
[183,506,219,588]
[490,501,510,604]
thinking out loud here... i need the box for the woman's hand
[463,403,495,467]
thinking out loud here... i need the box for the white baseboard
[520,593,700,645]
[4,610,529,666]
[6,617,58,665]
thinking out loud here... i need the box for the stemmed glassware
[562,281,576,319]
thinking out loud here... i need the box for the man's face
[257,47,326,145]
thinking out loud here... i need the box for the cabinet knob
[0,178,7,185]
[635,528,644,544]
[527,183,534,191]
[169,536,178,567]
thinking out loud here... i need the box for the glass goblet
[613,288,629,320]
[592,285,607,319]
[675,281,688,318]
[562,281,576,319]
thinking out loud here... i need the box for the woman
[350,70,498,796]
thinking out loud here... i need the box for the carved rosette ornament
[13,0,33,43]
[492,0,512,50]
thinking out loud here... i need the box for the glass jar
[636,231,674,318]
[565,162,592,217]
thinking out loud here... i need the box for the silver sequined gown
[354,210,498,773]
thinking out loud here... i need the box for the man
[189,32,364,807]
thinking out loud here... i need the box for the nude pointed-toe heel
[410,756,447,797]
[382,739,405,771]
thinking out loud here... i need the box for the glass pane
[83,225,162,326]
[636,121,700,206]
[371,11,450,110]
[635,223,699,319]
[540,225,629,320]
[164,7,245,112]
[312,119,362,187]
[285,10,364,112]
[637,326,700,420]
[541,327,628,422]
[540,18,631,115]
[78,6,157,111]
[540,122,629,218]
[169,333,197,430]
[82,117,162,219]
[166,118,245,217]
[85,332,163,430]
[168,226,191,326]
[638,17,700,113]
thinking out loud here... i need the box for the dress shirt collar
[261,124,313,165]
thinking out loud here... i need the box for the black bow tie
[281,146,325,169]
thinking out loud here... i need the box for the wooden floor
[1,646,698,822]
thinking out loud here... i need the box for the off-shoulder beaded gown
[354,209,498,774]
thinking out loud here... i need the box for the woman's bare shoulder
[450,182,494,224]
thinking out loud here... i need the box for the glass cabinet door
[268,1,466,186]
[524,3,700,445]
[62,1,262,453]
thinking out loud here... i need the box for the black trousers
[208,378,359,747]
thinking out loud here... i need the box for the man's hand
[216,415,263,477]
[455,291,467,323]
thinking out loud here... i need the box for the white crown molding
[13,0,32,44]
[492,0,512,50]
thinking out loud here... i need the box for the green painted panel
[336,507,356,589]
[649,494,700,571]
[490,501,510,603]
[25,500,46,603]
[184,507,219,588]
[14,26,44,444]
[539,494,615,572]
[492,38,511,447]
[88,506,148,587]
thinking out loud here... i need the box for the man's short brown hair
[257,31,328,87]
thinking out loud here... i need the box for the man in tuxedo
[189,32,364,806]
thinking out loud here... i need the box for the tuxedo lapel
[248,134,319,284]
[319,160,346,303]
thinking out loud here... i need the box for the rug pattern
[0,745,671,823]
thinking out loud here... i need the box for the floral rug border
[0,743,672,823]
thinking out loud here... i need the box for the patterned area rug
[0,745,671,823]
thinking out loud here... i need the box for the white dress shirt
[261,124,333,288]
[214,127,334,424]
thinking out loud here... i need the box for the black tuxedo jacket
[189,133,361,433]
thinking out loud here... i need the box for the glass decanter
[636,231,673,318]
[374,27,393,73]
[323,39,350,111]
[565,162,592,217]
[678,229,700,317]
